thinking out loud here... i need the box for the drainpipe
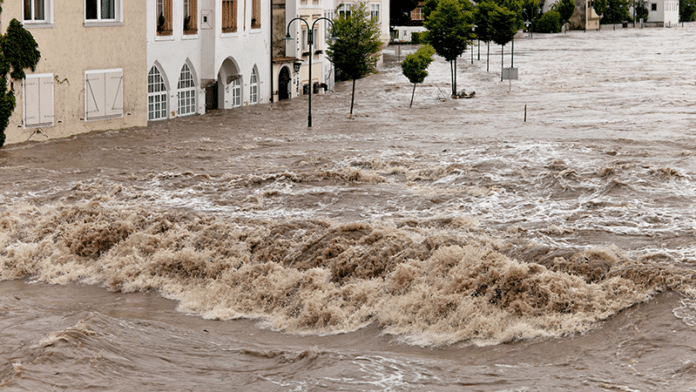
[270,2,274,103]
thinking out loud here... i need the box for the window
[148,66,167,121]
[85,69,123,121]
[24,0,50,24]
[302,29,308,52]
[411,7,423,21]
[370,4,379,22]
[231,77,242,107]
[184,0,198,34]
[157,0,173,35]
[251,0,261,28]
[178,64,196,116]
[222,0,237,32]
[24,73,54,128]
[313,27,319,50]
[85,0,119,21]
[651,3,657,10]
[337,4,351,19]
[249,68,258,105]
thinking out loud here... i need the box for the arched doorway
[278,66,291,100]
[217,58,241,109]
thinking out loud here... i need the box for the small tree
[0,19,41,147]
[327,2,383,118]
[489,3,517,79]
[536,10,562,32]
[680,0,696,21]
[552,0,576,26]
[424,0,473,97]
[635,0,649,22]
[401,44,436,107]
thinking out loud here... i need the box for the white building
[147,0,272,121]
[646,0,680,26]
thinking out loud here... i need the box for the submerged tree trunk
[453,58,457,97]
[487,42,490,72]
[501,44,504,82]
[410,83,417,108]
[350,79,356,118]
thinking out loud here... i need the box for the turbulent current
[2,27,696,390]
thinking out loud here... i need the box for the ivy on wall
[0,12,41,147]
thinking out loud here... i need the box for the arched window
[148,66,167,121]
[249,68,258,105]
[231,76,242,107]
[177,63,196,116]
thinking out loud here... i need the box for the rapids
[2,26,696,390]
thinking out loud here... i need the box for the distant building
[392,1,426,43]
[646,0,680,26]
[4,1,148,145]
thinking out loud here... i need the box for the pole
[511,38,514,68]
[308,29,313,127]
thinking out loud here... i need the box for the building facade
[4,0,148,145]
[646,0,680,26]
[147,0,272,121]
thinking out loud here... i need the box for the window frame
[370,3,380,22]
[183,0,198,35]
[337,3,351,19]
[148,66,168,121]
[84,0,123,26]
[222,0,238,33]
[177,64,197,116]
[23,0,53,27]
[251,0,261,29]
[231,77,242,108]
[249,68,258,105]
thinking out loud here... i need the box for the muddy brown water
[2,27,696,390]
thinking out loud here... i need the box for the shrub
[411,32,422,44]
[535,10,561,33]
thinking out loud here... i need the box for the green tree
[680,0,696,21]
[424,0,473,96]
[601,0,632,24]
[401,44,436,107]
[634,0,649,22]
[535,10,562,32]
[489,2,517,78]
[327,2,383,118]
[0,19,41,147]
[391,0,420,25]
[423,0,474,20]
[552,0,576,25]
[473,1,498,72]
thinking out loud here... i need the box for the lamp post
[284,17,338,128]
[471,24,477,64]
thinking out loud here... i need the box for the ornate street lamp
[284,17,338,127]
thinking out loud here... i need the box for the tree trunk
[486,42,490,72]
[410,83,416,108]
[450,60,454,97]
[501,44,504,82]
[453,58,457,96]
[350,79,356,118]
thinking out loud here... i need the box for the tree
[390,0,420,26]
[424,0,473,96]
[489,2,517,79]
[423,0,474,21]
[0,19,41,147]
[680,0,696,21]
[600,0,632,24]
[634,0,649,22]
[552,0,576,25]
[473,1,497,72]
[535,10,562,32]
[520,0,540,32]
[401,45,436,107]
[327,2,383,118]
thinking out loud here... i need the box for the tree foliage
[520,0,540,30]
[552,0,576,25]
[327,2,383,117]
[489,3,517,46]
[424,0,473,96]
[680,0,696,21]
[634,0,649,22]
[423,0,474,21]
[401,45,436,107]
[390,0,420,25]
[600,0,632,24]
[535,10,562,32]
[0,19,41,147]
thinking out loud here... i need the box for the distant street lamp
[471,24,477,64]
[284,17,338,128]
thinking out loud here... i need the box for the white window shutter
[24,77,40,127]
[39,76,54,125]
[105,70,123,117]
[86,72,106,119]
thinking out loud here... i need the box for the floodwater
[2,26,696,391]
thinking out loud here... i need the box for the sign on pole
[502,67,518,91]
